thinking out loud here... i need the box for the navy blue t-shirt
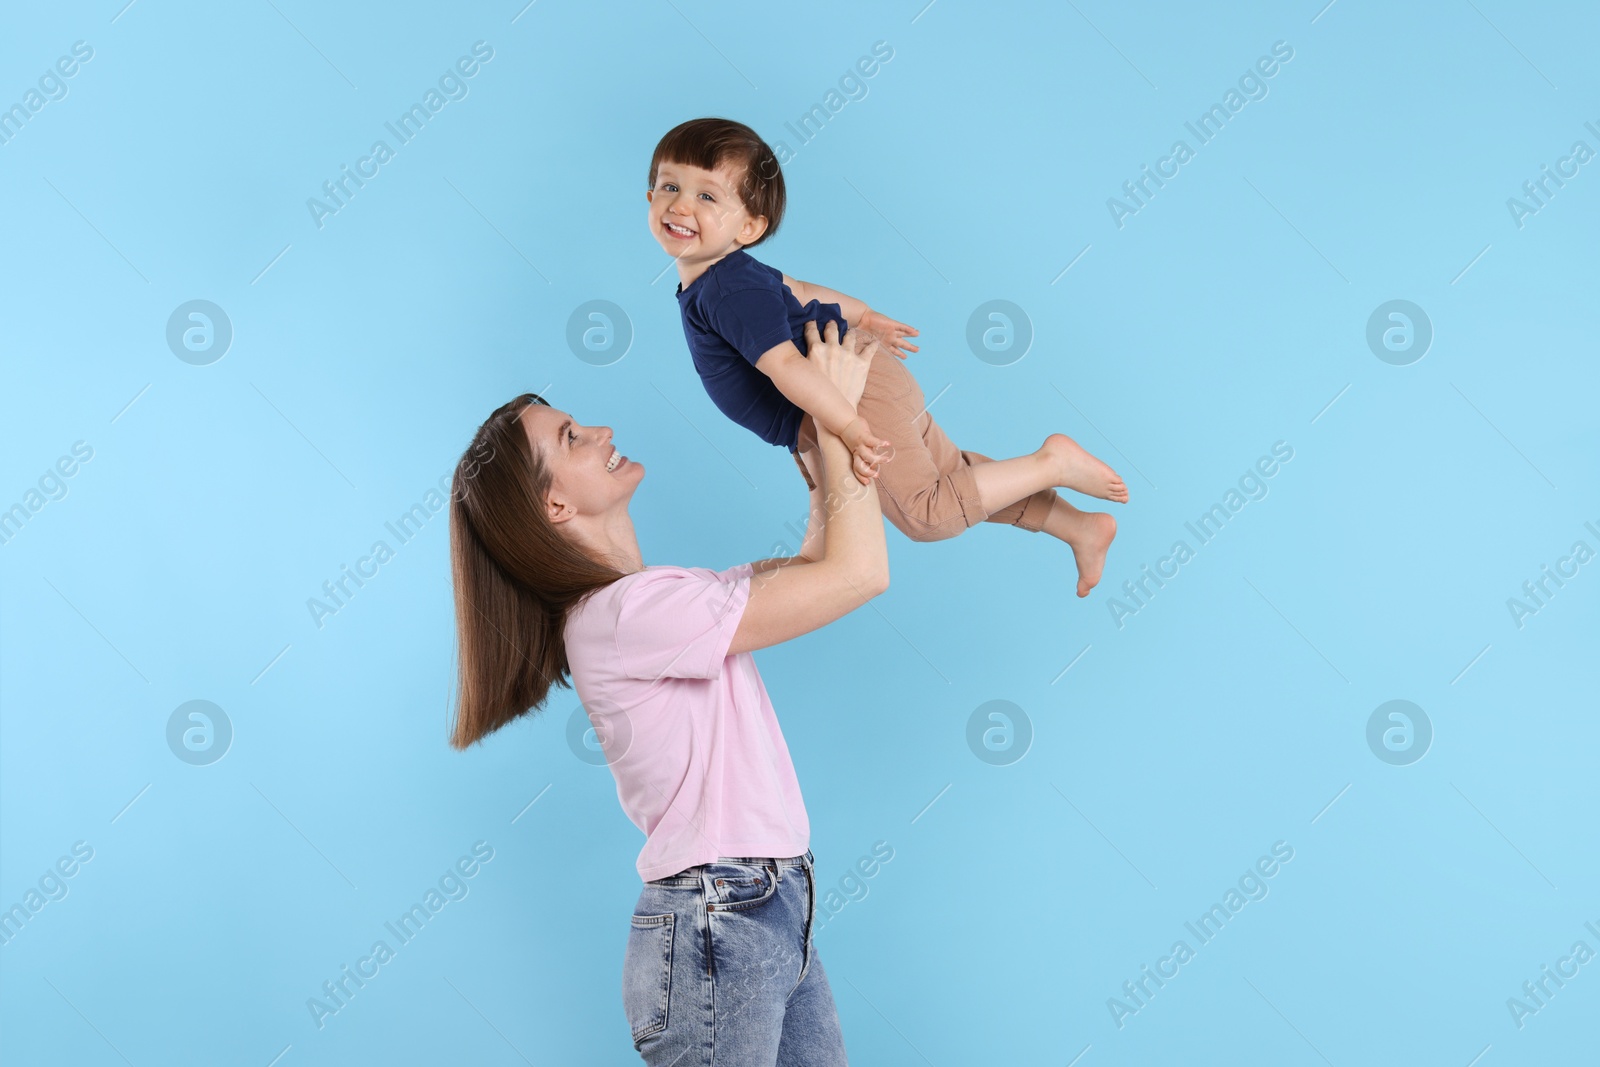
[675,250,848,453]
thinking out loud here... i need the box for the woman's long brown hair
[448,393,627,749]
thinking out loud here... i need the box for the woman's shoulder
[632,561,754,587]
[564,562,756,675]
[576,562,752,617]
[621,563,752,612]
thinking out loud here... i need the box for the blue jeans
[622,850,848,1065]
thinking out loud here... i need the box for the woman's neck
[573,510,645,575]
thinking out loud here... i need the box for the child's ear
[646,189,654,203]
[738,214,769,246]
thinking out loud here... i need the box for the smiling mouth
[663,221,697,239]
[606,447,624,472]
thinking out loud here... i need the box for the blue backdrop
[3,1,1597,1064]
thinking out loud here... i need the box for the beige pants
[792,344,1057,541]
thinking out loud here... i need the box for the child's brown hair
[648,118,785,247]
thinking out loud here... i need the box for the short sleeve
[614,565,752,681]
[707,285,796,366]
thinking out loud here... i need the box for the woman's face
[519,402,643,523]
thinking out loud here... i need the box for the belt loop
[772,858,781,885]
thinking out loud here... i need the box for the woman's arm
[747,476,828,572]
[728,321,889,655]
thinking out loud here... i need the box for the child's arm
[784,274,869,323]
[755,339,886,486]
[783,274,920,358]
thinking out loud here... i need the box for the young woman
[448,320,887,1064]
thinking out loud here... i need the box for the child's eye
[699,192,714,202]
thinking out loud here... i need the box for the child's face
[647,160,767,268]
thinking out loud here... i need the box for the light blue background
[3,1,1597,1063]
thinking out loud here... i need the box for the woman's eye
[567,429,576,445]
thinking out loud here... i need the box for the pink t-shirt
[563,561,810,882]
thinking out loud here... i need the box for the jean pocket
[622,913,674,1046]
[704,862,778,911]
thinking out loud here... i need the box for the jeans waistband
[715,849,811,887]
[716,850,812,869]
[647,849,814,887]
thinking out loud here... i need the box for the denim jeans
[621,850,849,1065]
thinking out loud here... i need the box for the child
[647,117,1127,597]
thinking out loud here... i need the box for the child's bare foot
[1068,511,1117,598]
[1042,433,1129,503]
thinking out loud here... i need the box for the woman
[448,320,887,1065]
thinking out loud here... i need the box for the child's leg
[967,447,1118,597]
[847,343,1119,593]
[959,449,1058,530]
[1042,495,1118,599]
[965,435,1128,510]
[853,346,1125,539]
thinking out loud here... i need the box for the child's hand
[842,417,888,485]
[860,309,920,359]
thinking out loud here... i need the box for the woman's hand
[859,309,919,359]
[804,318,873,406]
[804,320,886,484]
